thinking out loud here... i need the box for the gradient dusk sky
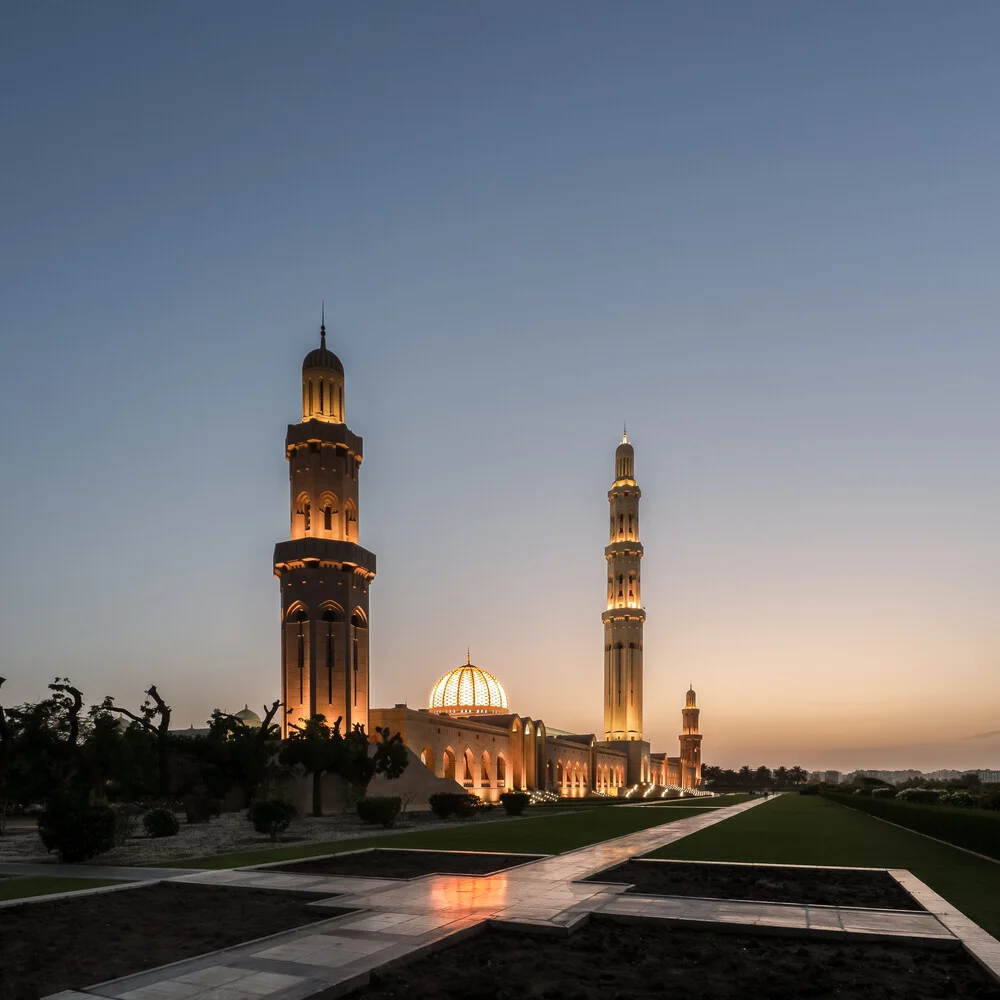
[2,2,999,772]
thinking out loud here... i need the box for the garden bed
[0,881,345,998]
[585,859,922,910]
[267,847,543,879]
[352,918,1000,1000]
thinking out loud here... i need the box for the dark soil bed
[0,881,344,998]
[352,919,1000,1000]
[585,860,921,910]
[268,848,543,879]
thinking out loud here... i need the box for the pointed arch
[420,745,436,774]
[443,746,456,782]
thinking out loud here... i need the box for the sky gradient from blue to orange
[2,3,999,771]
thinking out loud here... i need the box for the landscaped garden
[0,882,347,998]
[169,800,715,869]
[350,918,1000,1000]
[585,858,921,908]
[647,793,1000,938]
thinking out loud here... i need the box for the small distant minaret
[679,685,703,788]
[603,429,645,741]
[273,315,377,737]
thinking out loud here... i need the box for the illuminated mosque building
[275,323,702,798]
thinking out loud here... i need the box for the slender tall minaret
[273,315,377,737]
[603,429,645,741]
[680,685,703,788]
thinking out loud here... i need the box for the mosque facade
[275,325,702,798]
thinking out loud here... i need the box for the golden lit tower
[680,685,702,788]
[603,429,645,741]
[273,316,376,737]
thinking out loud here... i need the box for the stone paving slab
[596,893,956,943]
[891,868,1000,983]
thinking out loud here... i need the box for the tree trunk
[312,770,323,816]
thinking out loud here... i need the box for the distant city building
[273,323,704,798]
[971,769,1000,783]
[824,770,841,784]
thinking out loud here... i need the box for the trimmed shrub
[39,796,117,863]
[249,799,296,841]
[357,796,402,828]
[823,792,1000,861]
[111,803,144,846]
[499,791,530,816]
[428,792,482,819]
[871,787,897,798]
[979,791,1000,811]
[942,791,977,809]
[897,787,941,805]
[183,792,218,824]
[143,806,180,838]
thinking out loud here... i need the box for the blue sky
[2,2,999,770]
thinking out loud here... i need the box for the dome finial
[466,646,471,665]
[622,421,628,445]
[320,300,326,349]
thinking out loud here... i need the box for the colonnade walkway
[46,794,998,1000]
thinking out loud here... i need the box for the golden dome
[429,654,508,716]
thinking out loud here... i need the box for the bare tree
[102,685,172,798]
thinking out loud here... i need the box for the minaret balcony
[604,540,644,558]
[273,538,376,576]
[602,607,646,624]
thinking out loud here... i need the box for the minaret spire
[320,301,327,349]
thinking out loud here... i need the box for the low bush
[824,791,1000,861]
[143,806,180,838]
[871,787,897,799]
[980,791,1000,811]
[39,796,117,862]
[798,784,820,796]
[357,796,402,828]
[111,803,144,846]
[897,787,941,805]
[851,786,872,797]
[249,799,296,841]
[499,791,530,816]
[941,791,978,809]
[183,792,218,824]
[428,792,482,819]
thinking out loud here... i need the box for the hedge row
[824,792,1000,861]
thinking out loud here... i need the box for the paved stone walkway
[41,796,1000,1000]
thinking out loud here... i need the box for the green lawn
[648,793,1000,938]
[0,876,126,902]
[169,804,713,870]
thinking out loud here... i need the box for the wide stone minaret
[603,430,645,741]
[273,317,377,737]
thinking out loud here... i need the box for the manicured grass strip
[648,794,1000,940]
[0,876,126,902]
[825,791,1000,860]
[168,804,713,870]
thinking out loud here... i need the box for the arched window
[296,493,312,535]
[628,513,633,537]
[481,751,491,784]
[463,749,475,784]
[496,754,506,786]
[345,500,358,541]
[443,748,456,781]
[322,608,338,703]
[292,608,308,703]
[420,746,436,773]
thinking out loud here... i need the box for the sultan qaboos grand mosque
[272,321,703,800]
